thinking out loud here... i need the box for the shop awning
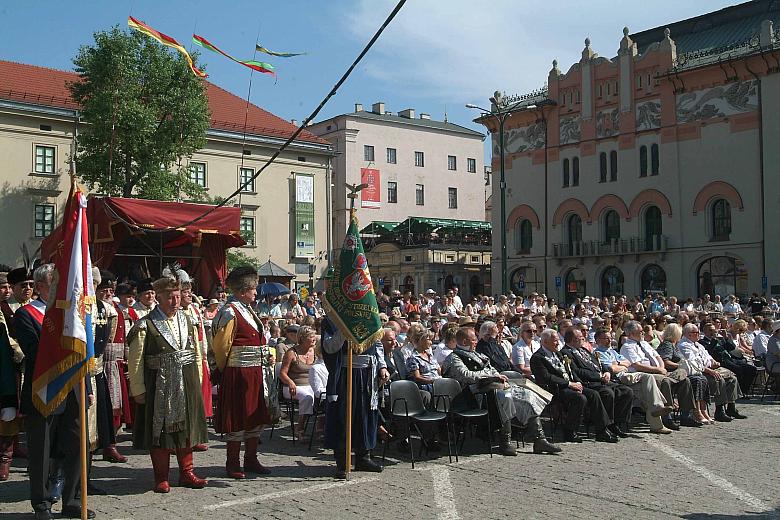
[392,217,491,234]
[360,221,399,235]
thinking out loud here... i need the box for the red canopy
[42,197,245,296]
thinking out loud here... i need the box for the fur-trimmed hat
[137,278,155,293]
[116,283,136,297]
[226,266,258,292]
[7,267,33,285]
[97,269,116,290]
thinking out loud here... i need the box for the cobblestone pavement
[3,399,779,520]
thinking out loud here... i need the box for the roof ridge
[0,59,78,77]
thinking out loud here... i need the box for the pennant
[194,34,275,76]
[322,209,383,353]
[128,16,207,78]
[255,44,306,58]
[31,185,96,416]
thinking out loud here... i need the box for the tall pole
[344,189,360,481]
[498,114,507,296]
[79,378,88,520]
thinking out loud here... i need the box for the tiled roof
[323,110,484,138]
[0,60,328,145]
[631,0,780,55]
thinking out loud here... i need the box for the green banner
[323,211,383,352]
[295,173,315,258]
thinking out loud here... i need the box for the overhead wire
[107,0,407,234]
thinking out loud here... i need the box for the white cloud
[344,0,740,105]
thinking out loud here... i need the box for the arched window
[599,152,607,182]
[641,264,667,297]
[516,219,533,253]
[711,199,731,241]
[639,145,648,177]
[469,275,484,299]
[601,266,624,297]
[567,214,582,244]
[609,150,618,182]
[510,266,542,296]
[604,210,620,244]
[562,158,570,187]
[644,205,662,251]
[651,144,660,175]
[698,256,748,299]
[565,268,586,305]
[572,157,580,186]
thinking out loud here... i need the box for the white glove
[0,407,16,422]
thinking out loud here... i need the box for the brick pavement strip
[2,400,779,520]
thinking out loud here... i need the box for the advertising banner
[295,173,315,258]
[360,168,381,208]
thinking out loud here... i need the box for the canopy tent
[359,221,399,236]
[41,197,245,297]
[387,217,491,247]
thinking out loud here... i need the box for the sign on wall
[295,173,315,258]
[360,168,381,208]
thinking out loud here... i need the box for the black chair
[270,378,299,443]
[761,363,780,401]
[307,393,327,451]
[386,380,452,469]
[432,377,492,461]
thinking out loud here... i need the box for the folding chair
[433,377,492,462]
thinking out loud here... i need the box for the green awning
[392,217,491,234]
[360,221,399,235]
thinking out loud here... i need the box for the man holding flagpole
[19,263,95,519]
[322,191,388,479]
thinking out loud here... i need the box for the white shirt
[677,337,715,373]
[434,343,454,366]
[752,331,770,357]
[723,302,741,314]
[511,337,540,368]
[619,338,661,372]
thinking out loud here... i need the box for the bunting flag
[194,34,275,76]
[31,184,96,416]
[322,209,383,353]
[128,16,207,78]
[255,44,306,58]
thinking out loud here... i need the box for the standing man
[132,278,156,318]
[0,270,25,479]
[211,266,274,479]
[126,275,208,494]
[18,264,95,519]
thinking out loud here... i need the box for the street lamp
[467,93,536,296]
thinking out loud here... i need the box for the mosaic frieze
[596,108,620,138]
[676,79,758,124]
[494,121,547,155]
[636,99,661,131]
[559,115,581,145]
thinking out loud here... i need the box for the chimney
[419,113,431,120]
[371,102,385,114]
[291,119,298,126]
[355,103,364,112]
[399,108,415,119]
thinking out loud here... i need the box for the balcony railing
[552,235,669,259]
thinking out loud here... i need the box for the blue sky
[1,0,740,157]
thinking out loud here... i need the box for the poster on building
[295,173,315,258]
[360,168,381,208]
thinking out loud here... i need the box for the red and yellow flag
[128,16,207,78]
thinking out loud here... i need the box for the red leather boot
[149,448,171,493]
[102,444,128,463]
[176,448,207,489]
[11,436,27,459]
[225,441,245,479]
[243,437,271,475]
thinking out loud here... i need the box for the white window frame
[239,167,256,193]
[34,145,56,174]
[414,151,425,167]
[34,203,56,238]
[415,184,425,205]
[364,145,375,162]
[240,215,256,246]
[467,158,476,173]
[189,161,207,187]
[447,155,457,171]
[386,147,397,164]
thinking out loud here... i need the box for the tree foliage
[227,249,262,272]
[70,27,210,200]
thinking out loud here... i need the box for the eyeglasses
[18,282,34,288]
[689,330,701,335]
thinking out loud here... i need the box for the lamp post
[467,94,536,296]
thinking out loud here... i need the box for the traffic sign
[762,276,768,290]
[555,276,562,288]
[378,277,385,286]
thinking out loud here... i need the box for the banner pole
[345,342,353,481]
[79,377,88,520]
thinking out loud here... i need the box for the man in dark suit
[17,264,95,520]
[700,322,756,397]
[530,328,617,443]
[560,328,633,438]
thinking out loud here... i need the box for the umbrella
[258,281,291,298]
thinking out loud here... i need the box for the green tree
[227,249,262,272]
[70,27,210,200]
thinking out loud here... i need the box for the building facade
[479,0,780,303]
[0,60,333,289]
[308,103,487,255]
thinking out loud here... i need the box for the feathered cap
[7,267,33,285]
[97,269,116,290]
[162,263,192,288]
[137,278,155,293]
[226,266,258,293]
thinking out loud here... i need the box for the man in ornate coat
[211,266,274,478]
[127,276,207,494]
